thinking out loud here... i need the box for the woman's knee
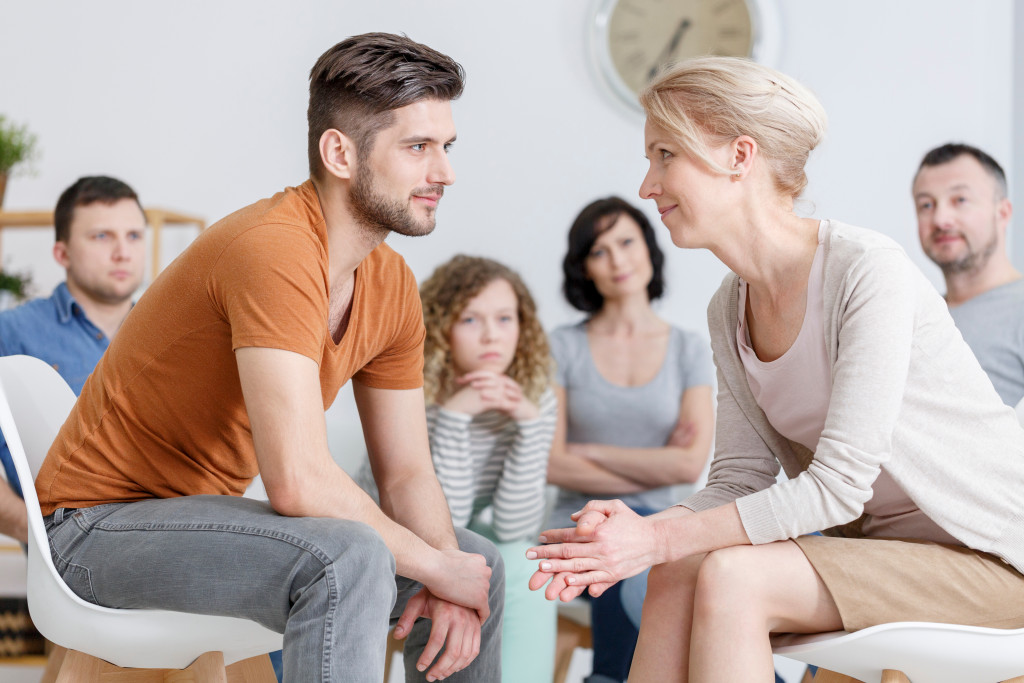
[693,545,770,615]
[646,552,703,599]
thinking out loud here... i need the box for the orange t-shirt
[36,181,424,515]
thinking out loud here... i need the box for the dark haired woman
[546,196,714,683]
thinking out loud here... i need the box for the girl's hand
[442,383,488,416]
[455,371,539,421]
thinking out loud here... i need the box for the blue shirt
[0,283,112,495]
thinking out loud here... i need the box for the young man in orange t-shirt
[36,33,503,682]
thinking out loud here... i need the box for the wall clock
[589,0,781,113]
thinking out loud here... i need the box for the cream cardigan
[682,220,1024,573]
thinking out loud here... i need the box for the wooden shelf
[0,208,206,280]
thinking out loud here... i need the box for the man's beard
[349,164,442,239]
[930,225,999,276]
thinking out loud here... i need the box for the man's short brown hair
[54,176,143,243]
[307,33,465,180]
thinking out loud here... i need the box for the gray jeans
[45,495,504,682]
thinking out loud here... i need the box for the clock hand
[647,17,692,82]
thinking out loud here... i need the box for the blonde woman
[528,57,1024,682]
[365,254,557,680]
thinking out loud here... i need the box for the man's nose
[430,149,455,186]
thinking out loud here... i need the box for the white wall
[0,0,1014,467]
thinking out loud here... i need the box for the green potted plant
[0,267,31,311]
[0,115,39,208]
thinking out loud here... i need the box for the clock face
[592,0,767,111]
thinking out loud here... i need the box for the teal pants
[470,520,556,682]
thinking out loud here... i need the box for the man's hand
[394,588,482,682]
[527,499,662,601]
[423,548,492,622]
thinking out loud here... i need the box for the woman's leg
[629,541,842,683]
[627,553,704,683]
[691,541,841,683]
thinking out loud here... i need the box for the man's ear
[997,196,1013,231]
[53,240,70,269]
[319,129,357,180]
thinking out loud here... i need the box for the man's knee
[453,527,503,572]
[298,519,397,606]
[452,527,505,600]
[330,520,395,571]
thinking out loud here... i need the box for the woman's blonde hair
[420,254,551,406]
[640,56,827,198]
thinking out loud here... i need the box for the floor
[385,649,811,683]
[2,648,811,682]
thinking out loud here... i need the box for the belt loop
[54,508,66,524]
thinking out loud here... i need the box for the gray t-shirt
[948,278,1024,407]
[549,321,713,526]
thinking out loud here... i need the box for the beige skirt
[793,535,1024,632]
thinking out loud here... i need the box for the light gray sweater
[682,220,1024,573]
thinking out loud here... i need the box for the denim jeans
[45,495,504,682]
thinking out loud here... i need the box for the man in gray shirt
[913,143,1024,406]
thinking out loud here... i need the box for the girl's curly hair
[420,255,552,406]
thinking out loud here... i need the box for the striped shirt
[429,388,557,542]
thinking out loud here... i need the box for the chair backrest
[0,355,77,480]
[0,355,100,616]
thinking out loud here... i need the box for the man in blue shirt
[0,175,145,541]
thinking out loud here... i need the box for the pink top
[737,223,960,545]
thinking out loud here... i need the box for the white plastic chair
[772,399,1024,683]
[0,354,283,681]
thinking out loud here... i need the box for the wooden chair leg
[554,616,592,683]
[226,654,278,683]
[53,648,249,683]
[164,651,227,682]
[880,670,911,683]
[54,649,111,682]
[812,668,864,683]
[41,644,68,683]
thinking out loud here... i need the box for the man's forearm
[379,471,459,550]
